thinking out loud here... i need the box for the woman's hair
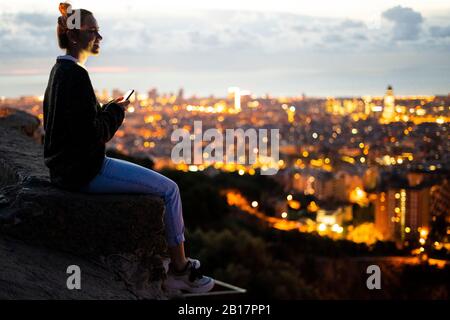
[57,2,93,49]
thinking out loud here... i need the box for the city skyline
[3,83,448,250]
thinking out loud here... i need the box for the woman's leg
[80,156,188,270]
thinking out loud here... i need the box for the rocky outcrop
[0,236,138,299]
[0,108,172,299]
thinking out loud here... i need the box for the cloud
[1,7,450,97]
[352,33,368,41]
[293,25,321,33]
[382,6,423,40]
[15,12,54,27]
[339,19,366,29]
[429,25,450,38]
[0,8,448,59]
[322,33,343,43]
[189,31,221,47]
[0,12,55,54]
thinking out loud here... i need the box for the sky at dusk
[0,0,449,98]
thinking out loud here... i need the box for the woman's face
[77,14,102,56]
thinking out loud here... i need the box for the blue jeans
[79,156,185,246]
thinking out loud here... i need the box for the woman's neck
[65,49,88,65]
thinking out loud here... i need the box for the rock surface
[0,108,172,299]
[0,236,137,299]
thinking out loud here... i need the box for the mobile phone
[124,89,135,101]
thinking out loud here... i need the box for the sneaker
[163,258,215,293]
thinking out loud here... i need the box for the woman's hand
[113,96,131,111]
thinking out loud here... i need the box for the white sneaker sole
[164,278,215,294]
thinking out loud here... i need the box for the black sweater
[43,59,125,190]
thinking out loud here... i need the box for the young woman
[43,3,214,294]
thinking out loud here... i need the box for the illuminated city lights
[3,84,448,253]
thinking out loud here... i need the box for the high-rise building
[177,88,184,102]
[373,190,395,241]
[372,174,432,246]
[362,96,372,115]
[148,87,158,100]
[228,87,241,112]
[382,85,395,122]
[429,179,449,243]
[405,188,431,235]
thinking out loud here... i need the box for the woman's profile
[43,2,214,294]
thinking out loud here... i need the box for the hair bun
[59,2,71,17]
[57,16,66,28]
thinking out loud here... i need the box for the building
[147,87,158,100]
[316,205,353,227]
[429,178,450,244]
[382,85,395,123]
[372,171,435,246]
[228,87,241,112]
[406,187,431,235]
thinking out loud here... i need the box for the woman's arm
[64,67,125,145]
